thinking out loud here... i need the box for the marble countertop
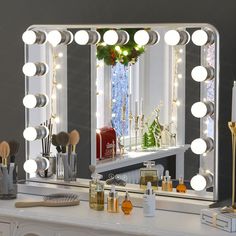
[0,194,231,236]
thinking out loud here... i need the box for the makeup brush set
[0,140,20,199]
[52,129,80,181]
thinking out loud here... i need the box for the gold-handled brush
[69,130,80,153]
[0,141,10,167]
[15,193,80,208]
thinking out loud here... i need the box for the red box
[96,127,116,159]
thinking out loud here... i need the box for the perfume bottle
[160,125,171,148]
[176,177,187,193]
[140,161,158,190]
[89,173,104,211]
[107,185,119,213]
[121,191,133,215]
[161,170,173,192]
[143,182,156,217]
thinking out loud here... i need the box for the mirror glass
[23,24,218,200]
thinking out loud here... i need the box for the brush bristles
[44,193,80,203]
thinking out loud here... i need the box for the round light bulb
[134,30,159,46]
[134,30,150,46]
[22,62,37,76]
[191,102,208,118]
[103,30,119,45]
[190,174,207,191]
[47,30,62,46]
[74,30,100,45]
[191,66,214,82]
[22,30,37,45]
[56,83,62,89]
[164,30,181,45]
[23,127,38,141]
[23,94,37,108]
[191,138,207,155]
[23,160,38,174]
[192,29,213,46]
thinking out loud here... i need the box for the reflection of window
[111,63,129,137]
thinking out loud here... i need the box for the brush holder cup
[0,164,17,200]
[37,154,56,178]
[56,153,77,182]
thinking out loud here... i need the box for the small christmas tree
[142,132,149,149]
[152,118,162,147]
[147,120,157,147]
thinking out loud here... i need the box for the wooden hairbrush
[15,193,80,208]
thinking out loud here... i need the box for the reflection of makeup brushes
[52,134,62,153]
[69,130,80,153]
[56,132,70,153]
[0,141,10,167]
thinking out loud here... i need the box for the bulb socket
[35,156,49,171]
[203,170,214,189]
[34,62,48,76]
[35,94,48,107]
[178,30,190,45]
[58,30,73,45]
[34,126,49,140]
[146,30,160,45]
[34,30,47,44]
[116,30,129,45]
[75,30,101,45]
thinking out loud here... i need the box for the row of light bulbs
[22,28,214,47]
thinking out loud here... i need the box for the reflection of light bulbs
[54,116,60,123]
[23,126,49,141]
[22,62,48,77]
[164,30,190,46]
[23,94,48,109]
[74,30,100,45]
[191,29,214,46]
[22,30,47,45]
[47,30,73,47]
[191,137,214,155]
[190,171,213,191]
[24,160,38,174]
[134,30,160,46]
[103,30,129,45]
[56,83,62,89]
[191,101,214,118]
[191,66,214,82]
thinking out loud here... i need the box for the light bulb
[74,30,100,45]
[190,174,207,191]
[177,74,183,79]
[58,52,63,58]
[23,126,49,141]
[51,94,56,100]
[56,83,62,89]
[191,137,214,155]
[191,29,214,46]
[123,50,128,56]
[24,160,38,174]
[23,94,48,109]
[191,101,214,118]
[22,62,48,77]
[190,171,213,191]
[103,30,129,45]
[164,30,190,46]
[47,30,73,47]
[191,66,214,82]
[134,30,160,46]
[54,116,60,123]
[22,30,47,45]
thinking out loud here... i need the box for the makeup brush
[52,134,62,153]
[8,140,20,163]
[0,141,10,167]
[56,132,70,153]
[69,130,80,153]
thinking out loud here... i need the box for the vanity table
[0,193,230,236]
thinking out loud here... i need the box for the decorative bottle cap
[165,170,171,181]
[179,177,184,184]
[146,182,153,195]
[109,185,117,197]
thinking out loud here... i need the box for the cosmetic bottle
[176,177,187,193]
[121,191,133,215]
[89,172,104,211]
[140,161,158,190]
[143,182,156,217]
[107,185,119,213]
[161,170,173,192]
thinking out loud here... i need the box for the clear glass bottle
[121,191,133,215]
[140,161,158,190]
[176,177,187,193]
[107,185,119,213]
[160,125,171,148]
[89,173,104,211]
[161,170,173,192]
[143,182,156,217]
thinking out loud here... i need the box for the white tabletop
[0,194,232,236]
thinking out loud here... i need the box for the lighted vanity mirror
[23,24,219,201]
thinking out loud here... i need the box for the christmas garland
[96,29,145,66]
